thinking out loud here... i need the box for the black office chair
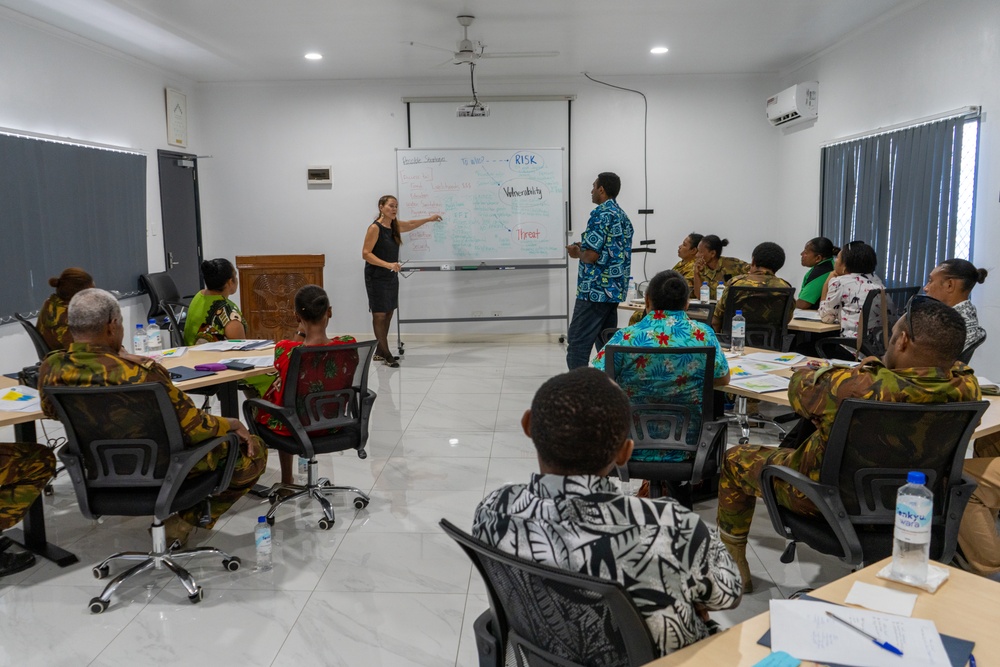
[603,345,727,509]
[243,341,377,529]
[440,519,657,667]
[14,312,52,361]
[760,399,987,567]
[597,327,620,350]
[959,332,986,365]
[45,383,243,613]
[160,299,189,348]
[717,285,796,352]
[139,271,189,323]
[814,286,918,361]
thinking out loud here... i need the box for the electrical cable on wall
[582,72,652,282]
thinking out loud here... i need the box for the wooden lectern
[235,255,325,341]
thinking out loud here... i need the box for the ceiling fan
[409,15,559,66]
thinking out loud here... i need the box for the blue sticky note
[752,651,800,667]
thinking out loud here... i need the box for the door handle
[167,252,180,268]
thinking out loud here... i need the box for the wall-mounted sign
[166,88,187,148]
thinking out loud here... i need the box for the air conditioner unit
[766,82,818,127]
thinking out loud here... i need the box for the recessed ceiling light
[650,47,669,55]
[304,52,323,60]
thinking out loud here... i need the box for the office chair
[603,345,728,509]
[597,327,620,349]
[45,383,243,613]
[760,399,987,567]
[440,519,657,667]
[813,286,917,361]
[14,312,52,361]
[139,271,189,322]
[959,332,986,365]
[243,341,377,529]
[160,299,189,348]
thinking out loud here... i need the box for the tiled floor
[0,342,855,666]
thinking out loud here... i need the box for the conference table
[0,346,275,567]
[644,557,996,666]
[618,300,840,334]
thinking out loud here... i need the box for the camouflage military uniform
[671,258,696,292]
[0,443,56,531]
[696,257,751,300]
[712,271,793,327]
[38,343,267,529]
[36,294,71,351]
[717,358,981,539]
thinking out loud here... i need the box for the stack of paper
[193,340,273,352]
[793,308,823,321]
[220,356,274,368]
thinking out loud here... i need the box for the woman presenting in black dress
[361,195,442,367]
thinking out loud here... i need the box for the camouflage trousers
[957,433,1000,576]
[177,435,267,529]
[717,444,819,539]
[0,442,57,531]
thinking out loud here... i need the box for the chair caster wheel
[89,597,109,614]
[44,483,54,496]
[223,557,241,572]
[738,437,750,445]
[188,587,204,604]
[267,494,278,505]
[266,516,275,526]
[354,497,369,510]
[318,517,334,530]
[93,565,110,580]
[357,450,367,460]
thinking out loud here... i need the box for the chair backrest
[603,345,715,449]
[281,340,378,432]
[819,399,988,557]
[161,300,188,347]
[139,272,183,320]
[856,286,917,358]
[439,519,657,667]
[597,327,620,349]
[959,331,986,365]
[14,312,52,361]
[719,286,795,351]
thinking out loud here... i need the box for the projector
[456,103,490,118]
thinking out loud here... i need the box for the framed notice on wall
[165,88,187,148]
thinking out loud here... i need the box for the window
[820,112,980,288]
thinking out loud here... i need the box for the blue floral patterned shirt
[576,199,633,302]
[593,310,729,460]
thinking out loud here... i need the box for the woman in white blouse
[818,241,884,338]
[923,258,988,354]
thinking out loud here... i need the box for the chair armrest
[243,396,318,459]
[759,464,864,564]
[937,476,978,563]
[154,432,241,521]
[691,418,728,485]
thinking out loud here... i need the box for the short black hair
[909,296,967,364]
[596,172,621,200]
[938,258,988,293]
[646,270,689,311]
[806,237,840,259]
[841,241,877,275]
[529,368,631,473]
[294,284,330,323]
[687,233,704,248]
[201,258,236,291]
[752,242,785,273]
[699,235,729,257]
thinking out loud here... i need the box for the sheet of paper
[220,356,274,368]
[769,599,950,667]
[845,581,917,617]
[0,386,41,412]
[192,340,271,352]
[729,374,790,393]
[729,360,788,378]
[152,347,187,360]
[793,308,823,321]
[744,351,805,366]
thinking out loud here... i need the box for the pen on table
[825,611,903,657]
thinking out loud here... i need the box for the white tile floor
[0,342,855,666]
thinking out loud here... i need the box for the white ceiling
[2,0,919,82]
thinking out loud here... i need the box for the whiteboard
[396,147,565,262]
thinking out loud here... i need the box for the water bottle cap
[148,319,156,325]
[907,471,926,485]
[136,324,143,329]
[735,310,742,315]
[258,516,267,523]
[702,281,708,286]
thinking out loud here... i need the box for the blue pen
[825,611,904,656]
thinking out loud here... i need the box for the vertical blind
[820,114,978,288]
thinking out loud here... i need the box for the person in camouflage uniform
[38,288,267,547]
[36,267,94,351]
[0,442,56,576]
[716,296,980,592]
[692,235,750,300]
[711,242,793,332]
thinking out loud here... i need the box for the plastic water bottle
[699,281,710,303]
[731,310,746,355]
[254,516,273,572]
[626,277,636,302]
[145,319,162,353]
[891,471,933,585]
[717,280,725,301]
[133,323,146,354]
[297,456,309,482]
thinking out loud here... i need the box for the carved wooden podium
[235,255,325,341]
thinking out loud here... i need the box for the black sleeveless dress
[364,222,400,312]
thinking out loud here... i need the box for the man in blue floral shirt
[593,270,730,462]
[566,172,633,368]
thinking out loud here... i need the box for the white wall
[0,10,198,372]
[774,0,1000,376]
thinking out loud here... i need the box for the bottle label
[732,323,745,337]
[894,497,932,543]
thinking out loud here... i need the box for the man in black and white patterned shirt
[473,368,742,657]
